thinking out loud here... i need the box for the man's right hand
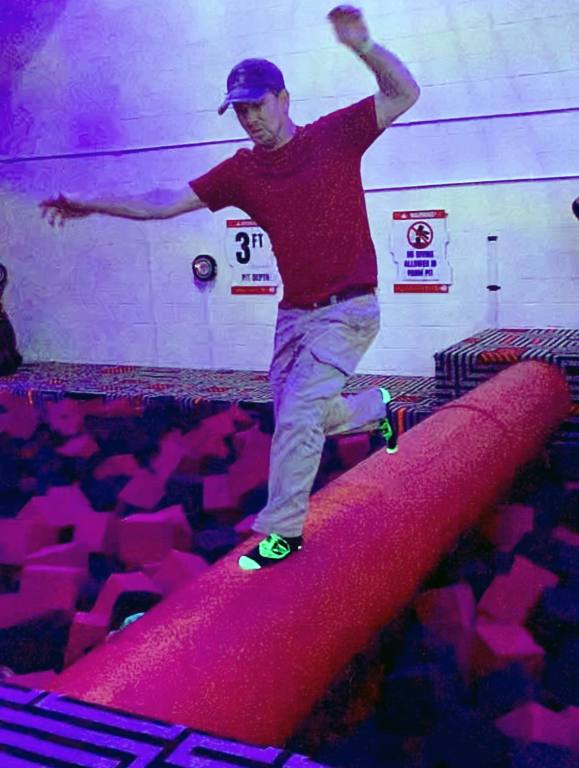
[39,193,93,228]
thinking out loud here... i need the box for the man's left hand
[327,5,371,51]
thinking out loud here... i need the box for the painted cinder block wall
[1,0,578,375]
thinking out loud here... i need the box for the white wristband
[355,38,374,56]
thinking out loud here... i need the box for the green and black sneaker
[378,387,398,454]
[238,533,303,571]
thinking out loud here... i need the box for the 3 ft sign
[225,220,280,296]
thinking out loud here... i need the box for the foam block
[117,468,167,509]
[228,425,271,498]
[477,556,559,624]
[150,429,188,480]
[181,409,235,462]
[415,584,476,628]
[0,520,33,566]
[46,399,86,436]
[471,621,545,678]
[0,392,39,439]
[24,542,89,568]
[88,573,163,625]
[17,487,116,555]
[3,670,58,688]
[414,584,476,675]
[93,454,140,480]
[0,594,30,629]
[202,475,240,514]
[567,706,579,753]
[156,505,193,551]
[83,397,143,418]
[144,550,209,594]
[118,506,192,567]
[64,612,110,667]
[479,504,535,551]
[56,434,100,459]
[496,701,574,750]
[118,515,175,567]
[553,525,579,548]
[47,362,571,747]
[20,566,86,614]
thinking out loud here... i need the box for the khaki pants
[252,291,386,538]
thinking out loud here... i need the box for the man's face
[233,91,288,149]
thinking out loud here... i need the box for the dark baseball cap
[218,59,286,116]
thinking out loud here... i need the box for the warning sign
[390,209,452,294]
[225,220,280,296]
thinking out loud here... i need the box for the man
[40,6,420,571]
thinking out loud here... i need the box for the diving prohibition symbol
[407,221,434,250]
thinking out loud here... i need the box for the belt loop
[330,294,337,305]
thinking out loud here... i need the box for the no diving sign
[390,210,452,293]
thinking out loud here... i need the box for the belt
[286,286,376,311]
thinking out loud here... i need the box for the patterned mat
[0,361,436,405]
[0,362,439,439]
[434,328,579,450]
[435,328,579,403]
[0,682,326,768]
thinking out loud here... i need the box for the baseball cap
[218,59,286,115]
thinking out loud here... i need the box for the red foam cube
[229,425,271,497]
[496,701,574,750]
[118,468,167,509]
[89,572,163,624]
[3,670,58,689]
[0,519,34,566]
[20,565,87,614]
[64,611,110,667]
[0,393,39,439]
[145,550,209,594]
[414,584,476,676]
[94,454,140,480]
[56,434,100,459]
[479,503,535,551]
[25,541,89,568]
[471,621,545,679]
[46,398,86,437]
[553,525,579,548]
[202,475,240,513]
[151,430,188,480]
[477,555,558,624]
[118,515,174,567]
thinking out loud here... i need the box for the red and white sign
[225,219,280,296]
[390,209,452,294]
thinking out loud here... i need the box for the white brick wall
[1,0,578,376]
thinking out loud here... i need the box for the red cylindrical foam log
[47,362,570,747]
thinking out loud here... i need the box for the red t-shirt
[189,95,386,308]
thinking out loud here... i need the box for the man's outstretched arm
[39,187,208,228]
[328,5,420,129]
